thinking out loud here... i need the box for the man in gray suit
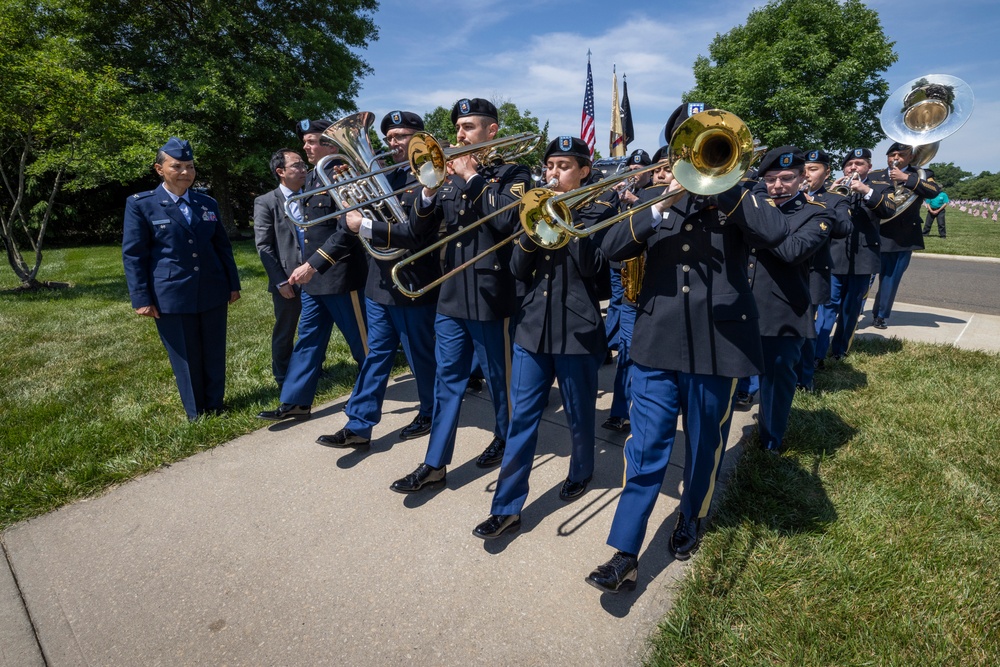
[254,148,308,389]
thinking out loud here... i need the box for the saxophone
[620,253,646,305]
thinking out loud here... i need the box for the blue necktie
[178,197,193,224]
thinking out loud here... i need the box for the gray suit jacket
[253,187,301,293]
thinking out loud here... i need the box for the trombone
[390,179,568,300]
[407,131,542,189]
[540,109,757,240]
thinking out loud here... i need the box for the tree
[927,162,972,190]
[78,0,380,230]
[0,0,154,289]
[685,0,897,156]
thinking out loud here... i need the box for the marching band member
[795,149,852,391]
[603,147,665,433]
[257,119,369,422]
[586,103,788,594]
[750,146,834,452]
[869,143,942,329]
[319,110,440,447]
[473,136,613,539]
[389,98,531,494]
[813,148,895,363]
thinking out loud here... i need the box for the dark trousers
[815,273,871,359]
[423,314,510,469]
[609,303,636,419]
[344,299,437,438]
[269,289,302,387]
[155,303,229,420]
[923,209,946,237]
[605,270,623,352]
[606,366,736,555]
[874,250,913,321]
[758,336,803,451]
[491,345,602,516]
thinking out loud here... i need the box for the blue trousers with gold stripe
[609,303,636,420]
[344,299,436,438]
[424,314,510,469]
[873,250,912,321]
[607,365,736,556]
[279,290,368,406]
[491,345,601,516]
[815,273,870,360]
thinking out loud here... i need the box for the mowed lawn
[916,209,1000,258]
[0,240,368,528]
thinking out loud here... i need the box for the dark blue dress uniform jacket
[299,168,369,295]
[405,160,531,321]
[749,193,835,337]
[805,187,852,304]
[829,177,896,275]
[363,165,441,307]
[123,184,240,313]
[599,185,788,378]
[870,166,942,252]
[510,200,614,355]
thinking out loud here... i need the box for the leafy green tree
[951,171,1000,201]
[685,0,897,155]
[0,0,154,289]
[78,0,379,230]
[927,162,972,191]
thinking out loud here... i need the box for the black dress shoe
[390,463,446,493]
[466,376,483,392]
[257,404,311,421]
[472,514,521,539]
[873,317,887,330]
[795,382,813,393]
[398,414,432,440]
[475,436,505,468]
[316,428,370,449]
[601,416,631,432]
[814,358,825,371]
[603,349,615,365]
[585,551,638,594]
[669,513,702,561]
[559,475,592,501]
[734,391,754,407]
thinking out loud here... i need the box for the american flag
[581,54,596,158]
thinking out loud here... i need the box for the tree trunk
[210,164,237,237]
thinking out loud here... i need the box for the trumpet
[831,171,859,196]
[407,131,542,190]
[390,179,566,300]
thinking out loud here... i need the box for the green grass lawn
[0,240,368,528]
[648,339,1000,666]
[916,209,1000,258]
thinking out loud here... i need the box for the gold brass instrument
[620,254,646,304]
[389,179,566,300]
[407,131,542,189]
[283,111,410,260]
[541,109,757,239]
[878,74,974,222]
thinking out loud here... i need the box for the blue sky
[352,0,999,175]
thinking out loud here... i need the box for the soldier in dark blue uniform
[870,142,942,329]
[389,98,531,494]
[257,119,370,422]
[585,104,788,594]
[814,148,895,362]
[603,147,664,433]
[317,110,440,447]
[795,149,852,391]
[472,136,613,539]
[750,147,834,452]
[122,137,241,421]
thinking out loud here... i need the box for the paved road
[897,253,1000,316]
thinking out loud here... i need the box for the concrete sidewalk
[3,300,998,667]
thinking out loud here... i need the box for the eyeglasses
[284,162,308,171]
[762,175,800,185]
[384,133,416,143]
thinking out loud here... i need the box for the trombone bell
[518,188,572,249]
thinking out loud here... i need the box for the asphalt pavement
[3,293,999,667]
